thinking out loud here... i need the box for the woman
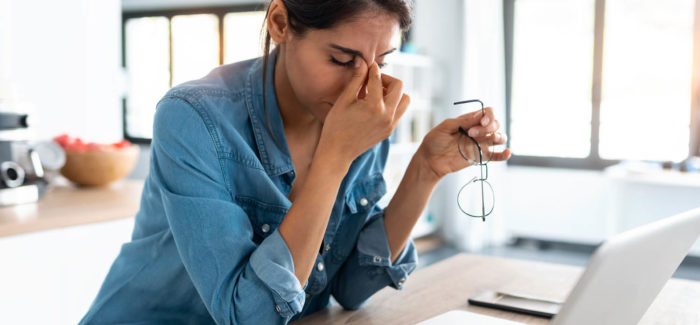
[80,0,510,324]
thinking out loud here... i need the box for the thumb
[337,59,368,103]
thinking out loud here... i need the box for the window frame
[121,4,266,144]
[503,0,700,170]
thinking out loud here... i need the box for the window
[124,17,170,141]
[122,6,266,142]
[599,0,694,162]
[171,14,220,88]
[504,0,699,169]
[224,12,267,64]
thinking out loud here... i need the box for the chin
[312,102,333,123]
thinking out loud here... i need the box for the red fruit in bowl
[65,138,86,152]
[53,134,133,152]
[112,140,131,149]
[86,142,104,151]
[53,134,72,148]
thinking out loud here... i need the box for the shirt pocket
[344,173,388,215]
[235,196,288,243]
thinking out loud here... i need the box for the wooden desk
[294,254,700,324]
[0,178,143,237]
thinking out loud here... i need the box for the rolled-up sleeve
[152,96,305,324]
[331,209,418,310]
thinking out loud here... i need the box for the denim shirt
[79,49,418,325]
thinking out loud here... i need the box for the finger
[488,132,508,145]
[366,62,384,104]
[379,73,403,110]
[438,111,484,134]
[489,148,512,162]
[468,106,497,136]
[337,59,368,103]
[392,94,411,125]
[478,106,496,127]
[358,84,368,100]
[484,118,501,134]
[468,119,501,138]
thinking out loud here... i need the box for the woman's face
[280,11,401,122]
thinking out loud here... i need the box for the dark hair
[259,0,414,140]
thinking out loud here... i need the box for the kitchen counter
[0,178,144,237]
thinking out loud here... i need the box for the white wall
[4,0,123,143]
[411,0,509,251]
[1,0,13,89]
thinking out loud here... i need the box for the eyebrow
[329,44,397,61]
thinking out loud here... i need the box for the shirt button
[324,244,331,251]
[275,305,282,313]
[359,197,369,207]
[398,277,406,286]
[317,262,325,272]
[261,224,270,233]
[373,256,382,263]
[306,293,311,298]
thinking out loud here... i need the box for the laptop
[418,206,700,325]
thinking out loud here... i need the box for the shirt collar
[245,48,295,176]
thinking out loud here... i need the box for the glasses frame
[454,99,495,222]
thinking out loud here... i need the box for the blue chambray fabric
[79,48,417,325]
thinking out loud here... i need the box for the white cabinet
[502,166,700,256]
[605,168,700,256]
[0,218,135,325]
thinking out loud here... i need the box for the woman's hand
[316,60,410,167]
[415,107,511,181]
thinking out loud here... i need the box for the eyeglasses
[454,99,495,222]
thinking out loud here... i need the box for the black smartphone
[467,290,563,318]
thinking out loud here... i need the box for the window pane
[125,17,170,139]
[171,14,219,86]
[224,11,266,64]
[599,0,693,161]
[510,0,595,158]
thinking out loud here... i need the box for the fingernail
[481,117,490,126]
[469,128,479,137]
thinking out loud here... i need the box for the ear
[267,0,290,44]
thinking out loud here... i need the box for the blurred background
[1,0,700,324]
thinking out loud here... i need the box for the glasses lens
[457,175,494,219]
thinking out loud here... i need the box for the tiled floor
[415,236,700,281]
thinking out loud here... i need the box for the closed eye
[330,56,355,67]
[330,56,388,69]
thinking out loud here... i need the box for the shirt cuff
[249,229,307,317]
[356,212,418,289]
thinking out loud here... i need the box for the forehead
[304,11,401,55]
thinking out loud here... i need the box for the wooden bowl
[60,145,139,186]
